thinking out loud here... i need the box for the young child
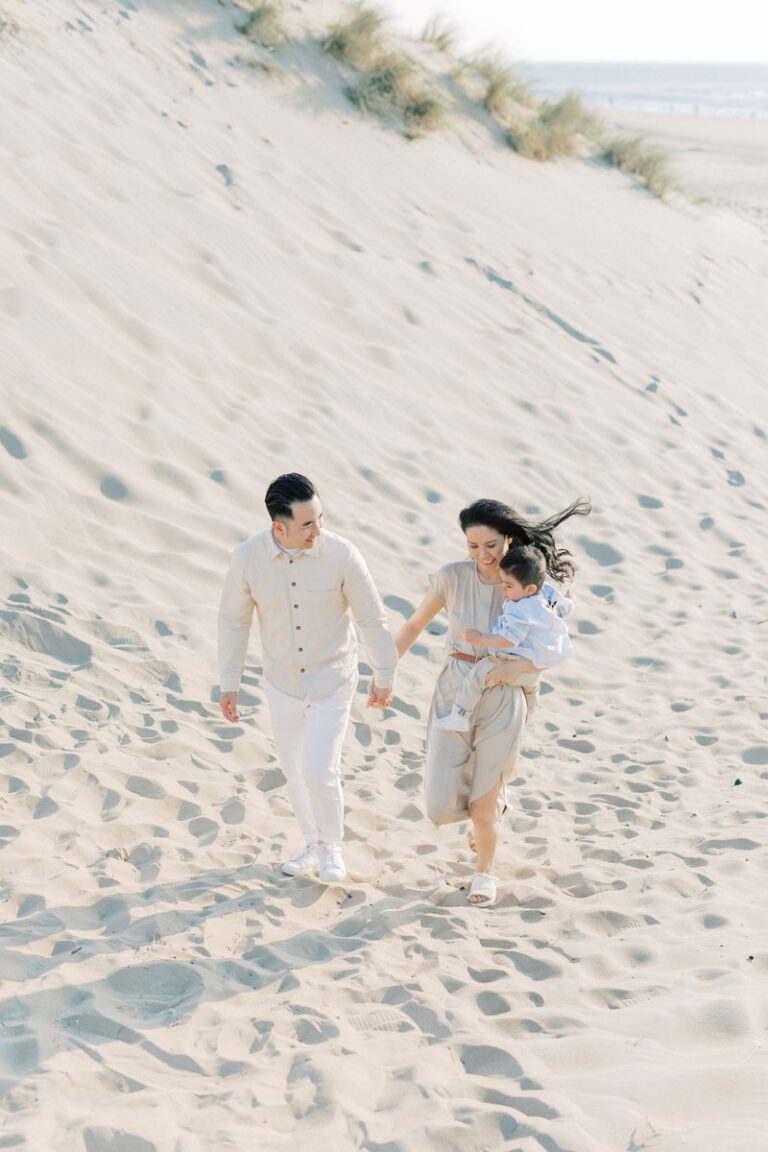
[436,544,573,732]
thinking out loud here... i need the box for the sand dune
[2,1,768,1149]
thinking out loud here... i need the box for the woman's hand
[465,627,483,644]
[484,657,536,687]
[367,678,393,709]
[219,691,240,722]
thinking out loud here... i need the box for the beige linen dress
[425,559,540,825]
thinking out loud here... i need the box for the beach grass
[238,2,289,48]
[469,52,535,119]
[323,5,384,69]
[0,9,20,38]
[507,93,599,160]
[346,53,445,136]
[324,6,443,137]
[600,134,674,198]
[421,16,458,54]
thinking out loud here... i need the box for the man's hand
[220,691,240,723]
[465,627,483,644]
[367,679,393,709]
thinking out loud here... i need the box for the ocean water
[519,62,768,119]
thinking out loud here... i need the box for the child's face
[501,572,537,601]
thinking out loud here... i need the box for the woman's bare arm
[367,590,445,706]
[395,589,444,658]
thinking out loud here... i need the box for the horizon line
[516,59,768,66]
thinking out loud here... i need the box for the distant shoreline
[602,108,768,213]
[520,61,768,121]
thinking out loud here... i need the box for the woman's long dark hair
[459,496,591,583]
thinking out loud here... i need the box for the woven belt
[450,651,483,664]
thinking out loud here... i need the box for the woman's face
[465,524,509,575]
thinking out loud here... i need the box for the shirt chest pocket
[305,583,346,628]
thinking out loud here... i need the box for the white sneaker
[317,843,346,883]
[282,842,319,876]
[435,710,471,732]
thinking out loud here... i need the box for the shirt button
[296,625,301,630]
[298,647,303,652]
[293,603,299,609]
[300,667,305,673]
[289,559,293,564]
[291,582,296,587]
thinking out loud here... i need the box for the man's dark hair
[500,545,547,592]
[265,473,316,522]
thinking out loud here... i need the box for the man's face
[273,496,323,550]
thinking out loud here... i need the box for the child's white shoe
[435,710,471,732]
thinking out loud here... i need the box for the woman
[395,496,590,906]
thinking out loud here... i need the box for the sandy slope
[1,2,768,1150]
[605,108,768,219]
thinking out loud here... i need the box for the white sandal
[468,872,497,906]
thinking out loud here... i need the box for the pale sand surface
[2,2,768,1150]
[604,109,768,217]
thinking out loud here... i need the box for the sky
[384,0,768,63]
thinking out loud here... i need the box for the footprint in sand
[468,967,507,984]
[286,1053,328,1119]
[83,1130,157,1152]
[188,817,218,844]
[220,798,245,824]
[577,537,623,567]
[477,991,510,1016]
[383,594,415,618]
[100,476,130,501]
[742,746,768,765]
[460,1044,523,1078]
[0,427,27,459]
[1,611,92,667]
[107,961,203,1021]
[292,1007,340,1045]
[353,721,371,747]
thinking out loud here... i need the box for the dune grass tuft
[507,93,601,160]
[0,10,20,38]
[541,92,602,141]
[237,2,288,48]
[323,5,384,69]
[346,53,444,136]
[600,135,674,198]
[421,16,458,54]
[469,52,534,119]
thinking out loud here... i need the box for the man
[218,473,396,883]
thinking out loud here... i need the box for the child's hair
[459,495,590,582]
[500,545,547,592]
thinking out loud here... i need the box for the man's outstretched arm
[218,547,255,722]
[342,545,397,709]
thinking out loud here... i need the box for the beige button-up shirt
[218,528,397,701]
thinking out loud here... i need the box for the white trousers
[264,677,357,845]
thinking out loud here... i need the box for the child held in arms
[436,544,573,732]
